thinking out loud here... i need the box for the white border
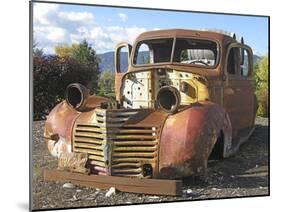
[1,0,279,211]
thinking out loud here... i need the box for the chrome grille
[72,109,159,178]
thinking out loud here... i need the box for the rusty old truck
[44,29,258,180]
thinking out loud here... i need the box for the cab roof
[135,28,233,42]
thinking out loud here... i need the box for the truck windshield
[133,38,218,67]
[173,38,218,67]
[133,38,173,65]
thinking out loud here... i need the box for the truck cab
[44,29,257,179]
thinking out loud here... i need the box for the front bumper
[44,169,182,196]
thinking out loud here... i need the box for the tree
[54,44,73,58]
[97,71,115,98]
[32,38,44,58]
[254,55,269,117]
[33,48,44,58]
[54,40,101,93]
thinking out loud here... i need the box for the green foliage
[254,55,269,117]
[33,48,44,58]
[54,44,73,58]
[33,40,110,120]
[97,71,116,99]
[33,39,44,58]
[33,55,96,120]
[54,40,100,92]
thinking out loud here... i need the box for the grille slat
[74,148,104,156]
[112,167,142,174]
[74,139,103,145]
[76,128,103,134]
[113,152,157,158]
[73,143,103,151]
[88,155,106,162]
[75,132,105,139]
[73,138,102,146]
[108,135,156,140]
[110,129,156,134]
[114,141,157,146]
[113,157,156,163]
[112,162,141,167]
[114,146,157,152]
[89,160,106,167]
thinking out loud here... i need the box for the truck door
[115,43,132,101]
[223,44,255,139]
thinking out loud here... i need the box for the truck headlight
[156,86,181,114]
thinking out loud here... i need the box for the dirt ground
[31,117,269,210]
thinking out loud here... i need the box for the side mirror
[114,42,132,73]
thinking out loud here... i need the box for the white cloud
[33,3,58,25]
[126,27,147,43]
[88,26,147,53]
[47,27,66,41]
[58,11,94,22]
[118,13,128,22]
[34,26,67,47]
[33,4,148,54]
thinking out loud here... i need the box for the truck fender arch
[158,101,232,178]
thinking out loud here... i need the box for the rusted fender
[44,101,80,157]
[158,101,232,179]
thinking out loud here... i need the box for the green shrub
[33,55,97,120]
[254,55,269,117]
[96,71,116,99]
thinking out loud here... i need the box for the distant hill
[98,51,129,72]
[98,51,262,72]
[98,51,114,72]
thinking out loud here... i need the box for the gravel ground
[31,117,269,210]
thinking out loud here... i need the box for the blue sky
[33,2,268,55]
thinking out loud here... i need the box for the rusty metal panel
[120,69,211,110]
[44,101,80,157]
[158,102,228,178]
